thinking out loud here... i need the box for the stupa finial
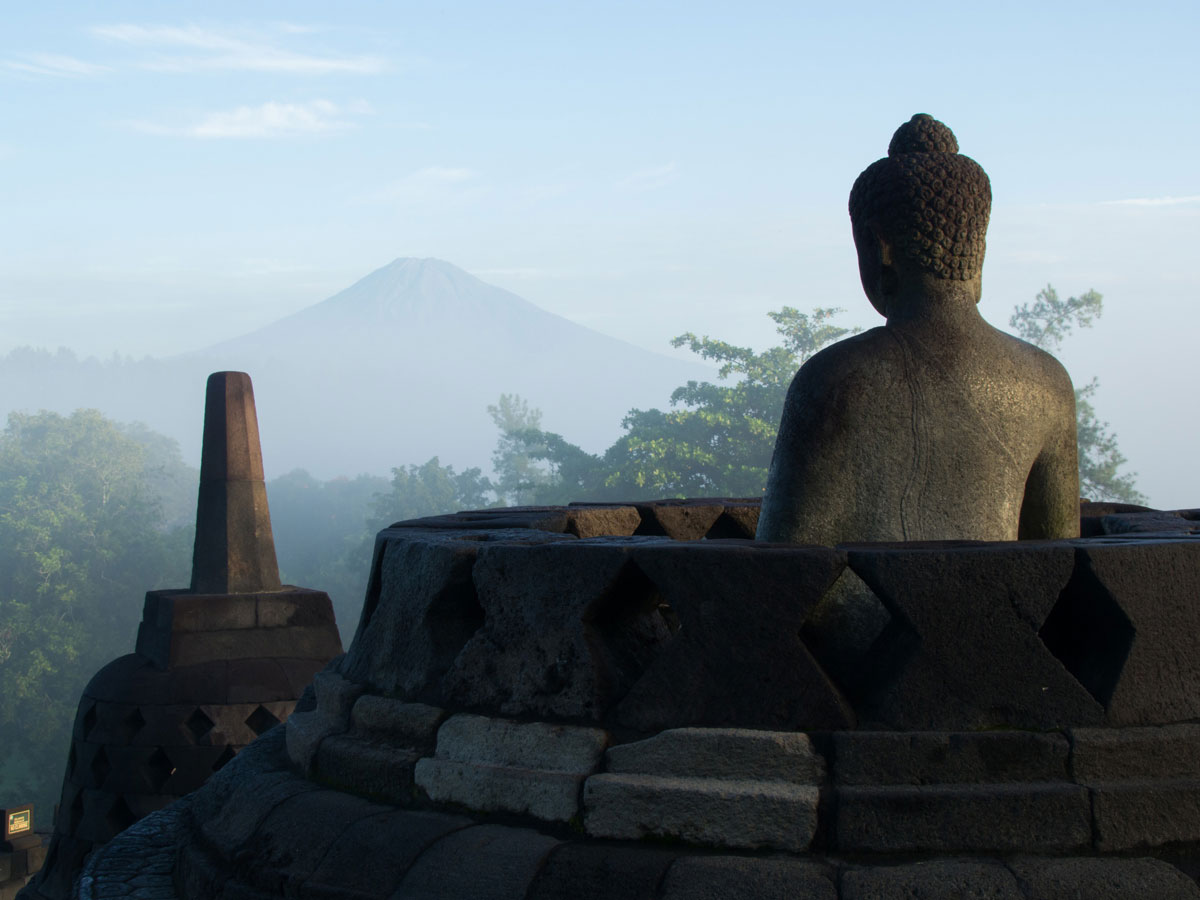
[190,371,282,593]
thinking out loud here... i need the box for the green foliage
[486,395,555,505]
[1009,286,1146,504]
[0,410,191,812]
[267,460,495,639]
[371,457,494,526]
[267,470,390,638]
[490,308,857,501]
[1008,286,1103,352]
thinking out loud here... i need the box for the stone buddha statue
[757,114,1079,545]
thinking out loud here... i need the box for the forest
[0,289,1143,819]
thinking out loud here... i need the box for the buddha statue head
[848,114,992,318]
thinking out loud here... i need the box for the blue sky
[1,2,1197,505]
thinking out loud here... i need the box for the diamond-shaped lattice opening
[245,704,282,737]
[800,568,915,705]
[185,708,215,743]
[104,796,137,836]
[90,745,112,788]
[81,702,98,740]
[118,707,145,743]
[426,571,486,678]
[702,512,756,540]
[1038,566,1135,707]
[591,560,680,703]
[211,744,236,772]
[144,747,174,792]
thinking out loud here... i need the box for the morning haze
[1,2,1196,506]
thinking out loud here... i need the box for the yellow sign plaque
[4,805,32,839]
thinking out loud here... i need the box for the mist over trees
[489,290,1143,506]
[0,411,193,814]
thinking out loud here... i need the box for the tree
[0,411,192,813]
[370,457,495,525]
[486,395,556,505]
[491,308,857,501]
[266,470,390,639]
[1009,286,1146,504]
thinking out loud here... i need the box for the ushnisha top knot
[888,113,959,156]
[849,114,990,282]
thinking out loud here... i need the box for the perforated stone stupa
[21,373,342,900]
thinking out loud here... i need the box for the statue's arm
[1018,387,1080,540]
[756,367,845,545]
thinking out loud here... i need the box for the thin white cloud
[2,53,108,78]
[1103,195,1200,207]
[134,99,371,139]
[617,161,679,191]
[91,23,386,75]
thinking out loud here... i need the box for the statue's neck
[883,276,984,332]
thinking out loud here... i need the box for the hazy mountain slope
[2,259,715,478]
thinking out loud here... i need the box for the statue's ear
[869,223,898,296]
[869,222,894,267]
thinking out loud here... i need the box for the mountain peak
[301,256,535,325]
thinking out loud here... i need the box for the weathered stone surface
[429,714,608,771]
[583,773,818,851]
[413,714,608,822]
[414,759,588,823]
[285,672,364,774]
[196,765,321,855]
[1071,541,1200,725]
[1100,511,1200,535]
[835,783,1092,853]
[348,696,444,746]
[235,788,386,895]
[703,502,761,539]
[303,809,472,899]
[1009,856,1200,899]
[1092,779,1200,851]
[840,860,1024,900]
[443,541,676,720]
[191,371,282,594]
[394,824,560,900]
[634,501,725,540]
[616,542,854,732]
[845,542,1104,729]
[605,728,824,784]
[136,589,340,670]
[759,115,1079,548]
[1071,724,1200,782]
[340,532,484,700]
[833,730,1070,785]
[315,735,421,804]
[566,505,641,538]
[660,856,836,900]
[526,844,677,900]
[225,657,296,703]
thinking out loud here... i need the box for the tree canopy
[492,290,1143,506]
[0,410,192,813]
[490,307,857,504]
[1009,286,1145,503]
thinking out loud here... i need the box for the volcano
[0,258,712,478]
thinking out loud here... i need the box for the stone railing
[334,499,1200,734]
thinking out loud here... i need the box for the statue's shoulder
[784,327,904,417]
[992,327,1076,396]
[793,326,903,388]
